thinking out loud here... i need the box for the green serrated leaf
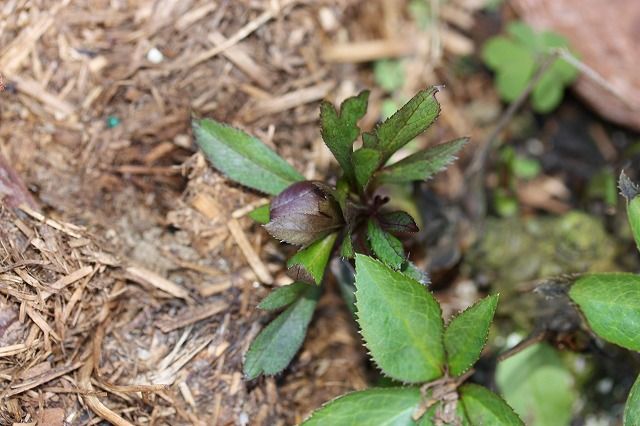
[444,294,498,377]
[376,87,441,162]
[378,211,419,233]
[569,273,640,351]
[367,220,406,270]
[258,281,310,311]
[193,118,304,195]
[382,99,401,120]
[625,374,640,426]
[459,384,524,426]
[302,387,424,426]
[355,255,445,383]
[375,138,468,184]
[244,284,321,379]
[287,233,338,285]
[496,343,574,426]
[334,176,350,214]
[402,260,430,286]
[620,172,640,254]
[331,258,357,315]
[362,132,379,149]
[248,203,270,224]
[320,91,370,182]
[353,147,381,190]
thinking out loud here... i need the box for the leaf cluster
[193,87,468,380]
[303,255,521,425]
[482,21,578,113]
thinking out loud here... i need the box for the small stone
[147,47,164,64]
[318,7,338,32]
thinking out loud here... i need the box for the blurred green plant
[374,60,405,93]
[496,343,576,426]
[482,22,578,113]
[586,168,618,208]
[492,146,543,217]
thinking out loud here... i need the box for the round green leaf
[355,255,445,383]
[496,343,575,426]
[506,22,539,50]
[482,37,522,71]
[569,273,640,351]
[540,31,569,49]
[532,71,564,113]
[549,57,578,83]
[495,57,535,102]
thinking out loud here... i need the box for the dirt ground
[0,1,478,424]
[3,0,638,425]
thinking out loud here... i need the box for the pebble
[147,47,164,64]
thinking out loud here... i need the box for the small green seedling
[303,255,522,425]
[482,21,578,113]
[193,87,468,380]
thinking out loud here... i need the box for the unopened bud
[264,181,343,246]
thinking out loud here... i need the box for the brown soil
[0,1,499,425]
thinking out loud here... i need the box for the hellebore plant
[193,86,640,424]
[300,175,640,425]
[303,255,523,425]
[193,87,468,380]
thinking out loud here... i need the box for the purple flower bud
[264,181,343,246]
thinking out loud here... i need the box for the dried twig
[227,219,273,284]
